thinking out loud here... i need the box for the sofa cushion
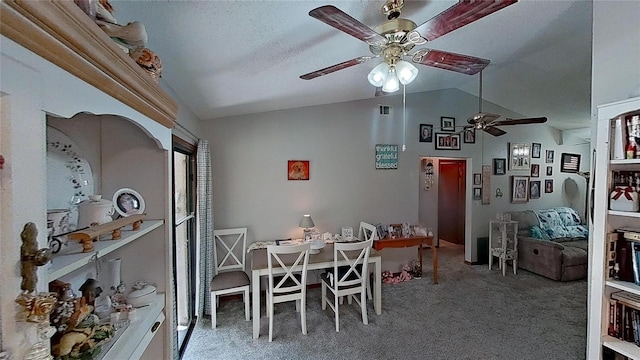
[565,224,589,238]
[561,245,588,266]
[561,240,589,252]
[552,207,582,226]
[544,225,570,239]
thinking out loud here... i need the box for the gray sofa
[507,207,589,281]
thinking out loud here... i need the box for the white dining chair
[210,227,250,328]
[358,221,377,300]
[266,242,311,342]
[321,238,373,332]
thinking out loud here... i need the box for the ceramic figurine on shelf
[79,278,103,307]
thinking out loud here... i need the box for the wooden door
[438,160,466,244]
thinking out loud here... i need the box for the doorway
[173,140,197,357]
[437,159,466,245]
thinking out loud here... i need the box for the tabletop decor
[112,188,145,217]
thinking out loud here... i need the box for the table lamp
[299,214,315,240]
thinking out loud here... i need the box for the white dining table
[250,244,382,339]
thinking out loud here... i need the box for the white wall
[204,88,590,265]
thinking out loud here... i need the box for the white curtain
[196,139,214,317]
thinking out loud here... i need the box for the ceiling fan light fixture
[395,60,418,85]
[367,62,390,87]
[381,68,400,92]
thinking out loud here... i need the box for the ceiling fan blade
[493,117,548,126]
[483,126,507,137]
[300,56,373,80]
[414,0,518,42]
[412,49,490,75]
[467,112,500,125]
[309,5,388,46]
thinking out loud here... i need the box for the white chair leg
[367,281,372,301]
[361,290,368,325]
[339,296,344,305]
[211,292,217,329]
[347,295,352,305]
[321,283,327,310]
[301,297,307,335]
[296,299,300,312]
[268,294,274,342]
[334,294,340,332]
[244,287,250,321]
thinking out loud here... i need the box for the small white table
[250,244,382,339]
[489,220,518,276]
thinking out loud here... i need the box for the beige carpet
[183,241,587,360]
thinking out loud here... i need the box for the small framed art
[435,133,460,150]
[530,181,541,199]
[511,176,529,203]
[419,124,433,142]
[441,116,455,132]
[560,153,581,173]
[493,158,506,175]
[288,160,309,180]
[473,188,482,200]
[546,166,553,176]
[545,179,554,193]
[473,173,481,185]
[532,143,541,158]
[463,128,476,143]
[531,164,540,178]
[546,150,555,163]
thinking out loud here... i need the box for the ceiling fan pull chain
[402,84,406,152]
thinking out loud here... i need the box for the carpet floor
[183,242,587,360]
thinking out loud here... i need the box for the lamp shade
[367,62,389,87]
[395,60,418,85]
[299,214,315,229]
[381,69,400,92]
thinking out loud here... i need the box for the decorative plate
[47,126,94,227]
[113,188,145,217]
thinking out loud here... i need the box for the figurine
[79,279,103,307]
[19,222,51,293]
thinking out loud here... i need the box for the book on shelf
[608,233,620,279]
[632,241,640,285]
[612,291,640,309]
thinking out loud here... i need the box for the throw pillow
[565,224,589,238]
[534,209,562,229]
[544,225,570,239]
[552,207,582,226]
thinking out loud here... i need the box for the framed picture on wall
[473,173,482,185]
[419,124,433,142]
[511,176,530,203]
[530,181,541,199]
[441,116,455,132]
[435,133,460,150]
[509,143,531,171]
[546,150,555,163]
[463,128,476,143]
[532,143,542,158]
[287,160,309,180]
[531,164,540,178]
[545,179,554,193]
[560,153,581,173]
[493,158,506,175]
[546,166,553,176]
[473,188,482,200]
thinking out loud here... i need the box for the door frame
[418,156,474,263]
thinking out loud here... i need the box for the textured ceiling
[112,0,592,130]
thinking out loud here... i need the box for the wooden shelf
[47,219,163,281]
[102,294,165,360]
[609,210,640,218]
[602,335,640,359]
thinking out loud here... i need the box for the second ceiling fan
[300,0,518,93]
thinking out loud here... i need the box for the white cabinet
[0,2,177,359]
[587,96,640,359]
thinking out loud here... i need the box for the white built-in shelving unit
[587,96,640,360]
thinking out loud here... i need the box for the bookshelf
[587,96,640,359]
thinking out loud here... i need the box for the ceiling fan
[465,70,548,137]
[300,0,518,94]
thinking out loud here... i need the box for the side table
[489,220,518,276]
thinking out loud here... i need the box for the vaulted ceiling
[113,0,592,130]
